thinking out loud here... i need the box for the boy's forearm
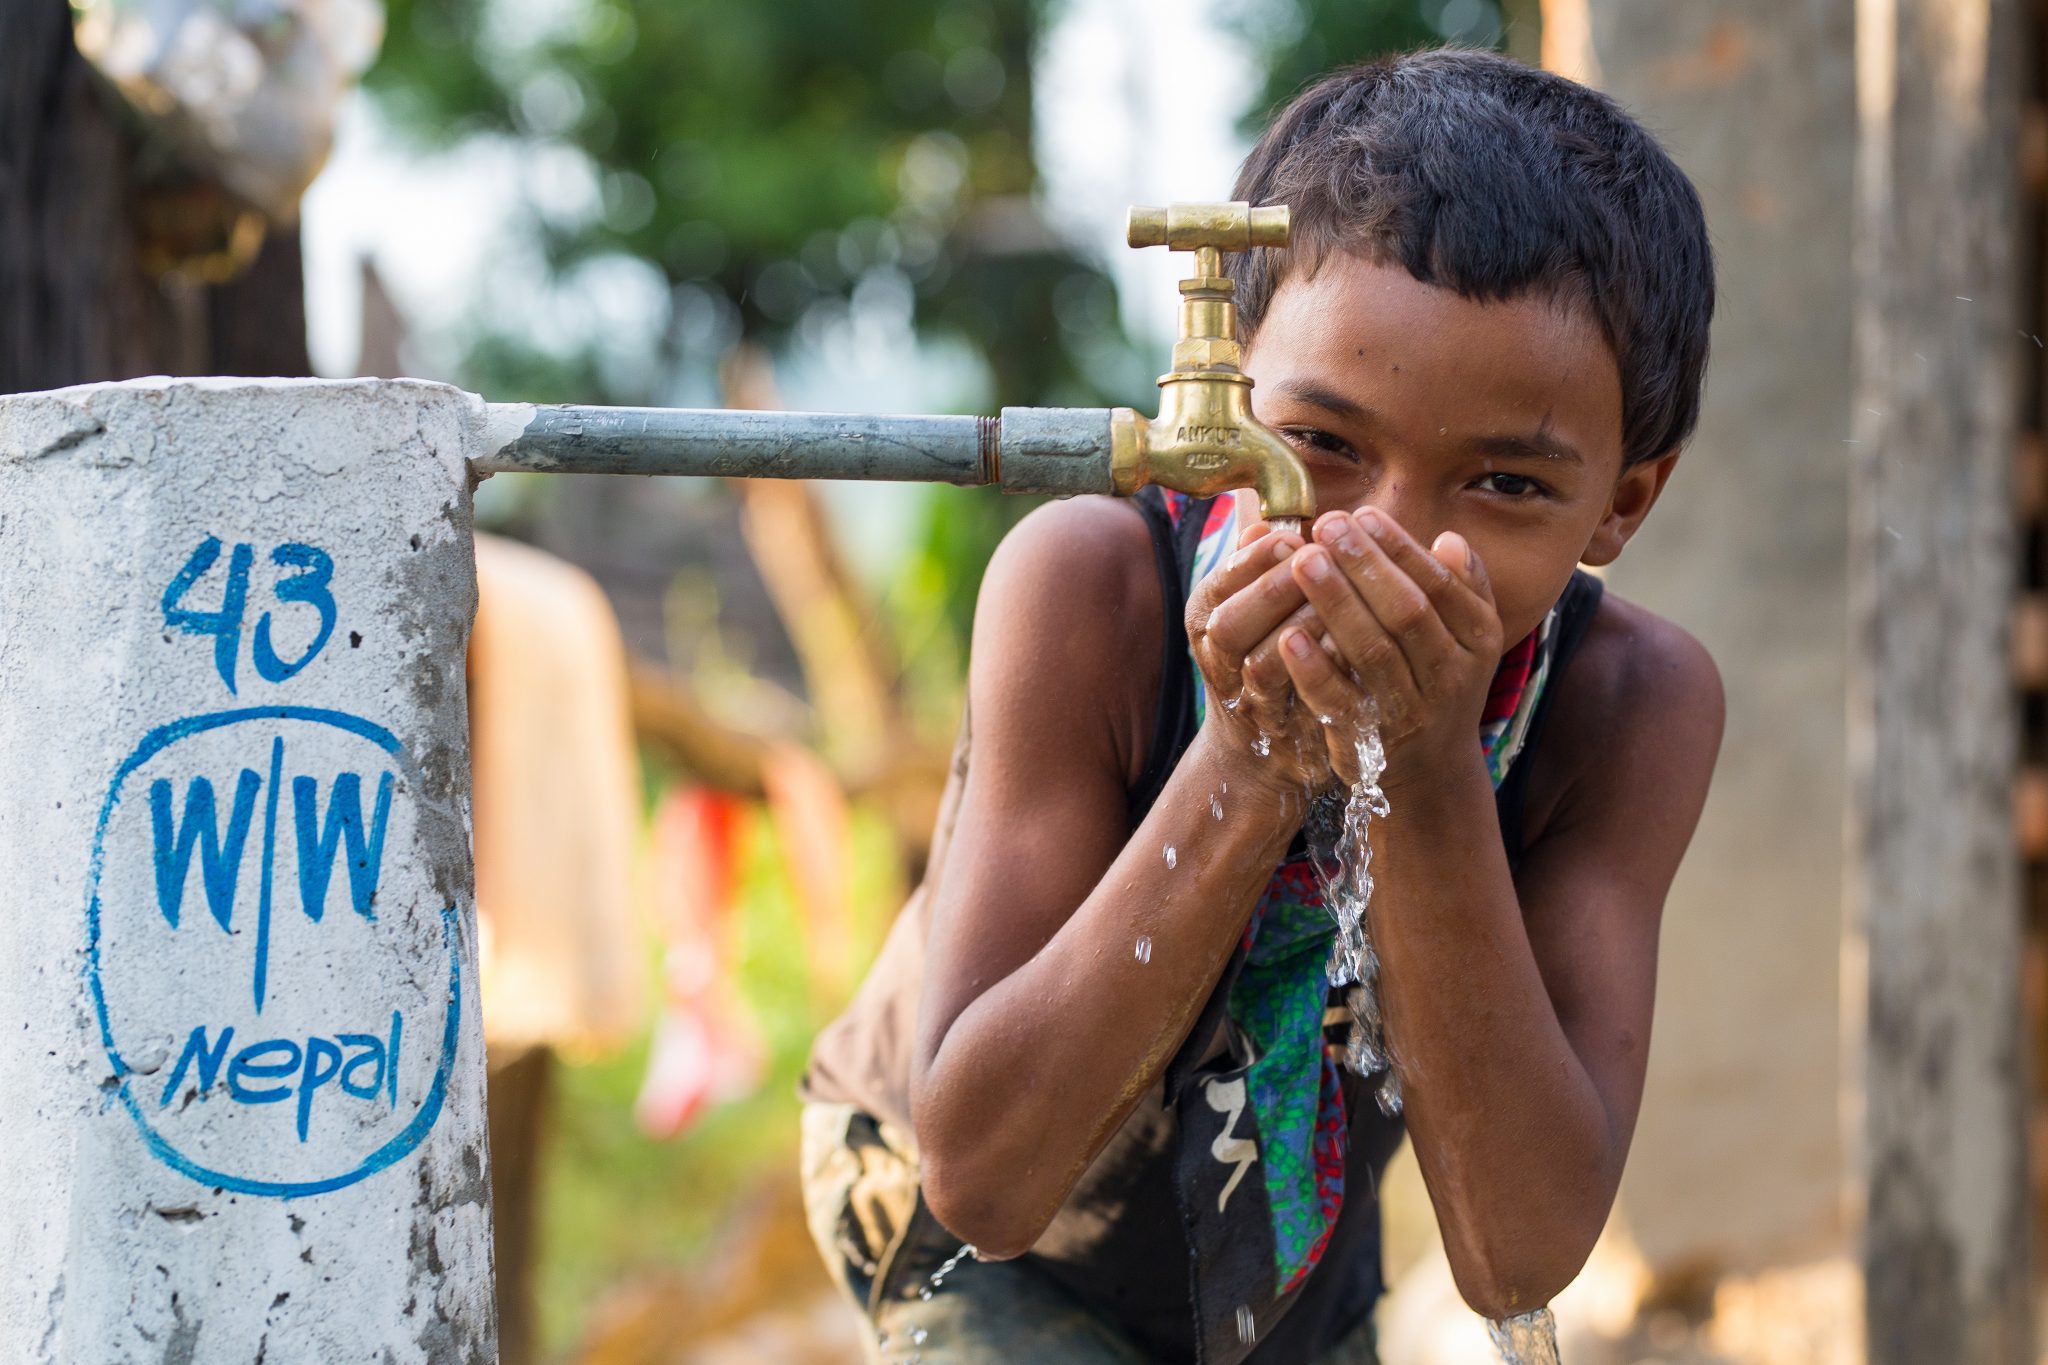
[914,728,1300,1258]
[1370,752,1617,1316]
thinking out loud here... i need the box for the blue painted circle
[84,706,462,1198]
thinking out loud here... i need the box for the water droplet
[1252,734,1272,758]
[1235,1304,1257,1344]
[918,1285,934,1301]
[1135,936,1152,964]
[1223,694,1242,713]
[1221,781,1228,795]
[1211,793,1224,821]
[1164,844,1177,869]
[911,1327,929,1346]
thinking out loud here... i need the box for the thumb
[1432,531,1494,605]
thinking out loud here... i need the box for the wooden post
[1849,0,2032,1359]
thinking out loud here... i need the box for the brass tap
[1109,202,1315,524]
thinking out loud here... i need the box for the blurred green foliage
[365,0,1155,688]
[367,0,1131,407]
[1222,0,1520,131]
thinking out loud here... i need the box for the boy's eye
[1478,472,1546,498]
[1280,427,1357,462]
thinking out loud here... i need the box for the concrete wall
[0,379,497,1363]
[1582,2,1858,1276]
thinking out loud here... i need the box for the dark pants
[799,1102,1380,1364]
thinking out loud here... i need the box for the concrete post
[1575,0,1859,1277]
[0,379,497,1363]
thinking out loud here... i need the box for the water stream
[1487,1308,1562,1363]
[1300,714,1560,1361]
[1304,716,1399,1117]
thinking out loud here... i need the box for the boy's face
[1241,252,1675,650]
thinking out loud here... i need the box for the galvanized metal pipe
[478,402,1118,498]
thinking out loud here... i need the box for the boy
[801,47,1721,1364]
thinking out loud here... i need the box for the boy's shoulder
[979,495,1165,645]
[972,496,1166,785]
[1570,588,1720,713]
[988,494,1157,585]
[1523,586,1723,841]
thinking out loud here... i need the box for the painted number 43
[162,536,337,694]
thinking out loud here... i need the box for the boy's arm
[1280,512,1722,1319]
[909,499,1312,1259]
[1373,602,1718,1318]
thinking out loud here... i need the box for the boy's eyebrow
[1270,379,1376,424]
[1269,379,1588,465]
[1472,430,1586,466]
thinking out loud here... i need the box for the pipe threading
[978,415,1002,486]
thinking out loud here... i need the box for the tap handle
[1125,201,1289,253]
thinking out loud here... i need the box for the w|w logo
[146,732,396,1011]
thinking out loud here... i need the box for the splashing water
[918,1243,979,1301]
[1268,516,1303,540]
[1307,715,1561,1358]
[1252,733,1272,758]
[1234,1303,1257,1345]
[1305,714,1399,1116]
[1486,1308,1560,1364]
[1135,935,1152,964]
[1164,844,1178,870]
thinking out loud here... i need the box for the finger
[1242,602,1323,689]
[1279,629,1370,785]
[1238,518,1271,550]
[1431,531,1498,617]
[1355,510,1497,653]
[1189,530,1299,623]
[1315,514,1465,689]
[1240,606,1308,703]
[1204,547,1313,661]
[1187,534,1303,705]
[1290,538,1431,715]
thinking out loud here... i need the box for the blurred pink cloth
[468,533,645,1054]
[636,787,763,1138]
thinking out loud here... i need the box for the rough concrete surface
[0,379,497,1363]
[1588,0,1858,1277]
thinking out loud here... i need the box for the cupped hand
[1185,518,1350,796]
[1275,507,1505,791]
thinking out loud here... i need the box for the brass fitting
[1109,202,1315,524]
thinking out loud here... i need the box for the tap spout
[1108,378,1315,524]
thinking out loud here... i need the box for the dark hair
[1228,49,1714,466]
